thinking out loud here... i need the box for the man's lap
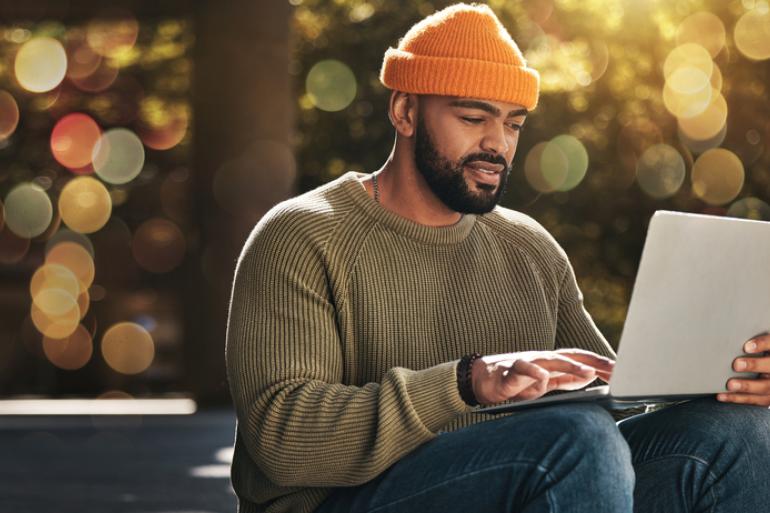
[316,403,633,513]
[316,397,770,513]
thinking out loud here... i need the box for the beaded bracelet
[456,352,482,406]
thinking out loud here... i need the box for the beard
[413,116,512,215]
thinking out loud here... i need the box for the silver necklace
[372,172,380,203]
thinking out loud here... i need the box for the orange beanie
[380,3,540,110]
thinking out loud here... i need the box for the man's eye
[506,123,522,131]
[462,117,483,124]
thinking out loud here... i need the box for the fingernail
[736,360,747,371]
[717,394,726,401]
[728,381,741,391]
[746,341,757,353]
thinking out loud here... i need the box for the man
[225,4,770,512]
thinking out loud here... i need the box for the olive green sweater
[225,170,616,513]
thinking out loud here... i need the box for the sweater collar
[339,171,477,245]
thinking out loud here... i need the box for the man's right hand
[471,349,615,406]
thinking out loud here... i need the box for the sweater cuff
[404,360,474,434]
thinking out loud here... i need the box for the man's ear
[388,90,417,138]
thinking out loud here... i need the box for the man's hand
[718,334,770,406]
[471,349,615,406]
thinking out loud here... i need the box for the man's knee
[692,399,770,464]
[492,404,634,481]
[546,404,633,468]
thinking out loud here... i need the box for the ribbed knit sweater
[225,170,616,513]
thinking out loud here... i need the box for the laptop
[477,210,770,414]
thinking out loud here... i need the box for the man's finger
[531,356,597,378]
[745,333,770,354]
[555,349,616,371]
[726,378,770,395]
[733,356,770,374]
[505,359,548,383]
[504,360,549,397]
[717,392,770,407]
[549,373,598,391]
[517,381,550,400]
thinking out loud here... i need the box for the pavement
[0,408,239,513]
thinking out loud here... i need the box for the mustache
[462,153,510,170]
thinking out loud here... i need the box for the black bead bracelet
[456,352,482,406]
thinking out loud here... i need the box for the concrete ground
[0,408,239,513]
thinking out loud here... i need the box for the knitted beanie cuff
[380,48,540,111]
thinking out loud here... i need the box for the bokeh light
[33,287,78,317]
[525,141,565,193]
[0,225,31,264]
[30,290,80,339]
[709,62,723,91]
[617,118,664,188]
[589,40,610,82]
[727,197,770,221]
[35,212,63,244]
[663,77,712,119]
[70,59,119,93]
[14,37,68,93]
[131,218,186,273]
[306,60,357,112]
[65,31,103,80]
[677,90,727,142]
[30,264,81,306]
[101,322,155,375]
[524,135,588,193]
[662,43,714,120]
[92,128,145,184]
[86,15,139,59]
[664,43,713,83]
[138,99,189,151]
[734,7,770,61]
[662,81,712,119]
[45,228,95,257]
[691,148,745,205]
[3,183,53,238]
[76,287,90,319]
[678,121,727,155]
[635,144,686,199]
[58,176,112,233]
[50,113,101,170]
[676,12,726,58]
[46,241,96,291]
[546,135,589,191]
[42,324,93,370]
[0,90,20,140]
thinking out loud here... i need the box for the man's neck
[362,159,464,228]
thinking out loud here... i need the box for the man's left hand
[718,334,770,406]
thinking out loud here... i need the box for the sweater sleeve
[554,254,617,361]
[225,206,472,489]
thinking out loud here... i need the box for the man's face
[413,96,526,214]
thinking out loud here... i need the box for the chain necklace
[372,172,380,203]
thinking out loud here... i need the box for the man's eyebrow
[448,99,528,118]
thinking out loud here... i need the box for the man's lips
[465,160,505,174]
[464,160,504,185]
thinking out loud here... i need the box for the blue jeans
[315,398,770,512]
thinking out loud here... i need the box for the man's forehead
[445,96,528,118]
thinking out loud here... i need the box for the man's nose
[480,122,509,156]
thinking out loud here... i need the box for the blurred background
[0,0,769,511]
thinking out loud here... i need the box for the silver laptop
[478,210,770,414]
